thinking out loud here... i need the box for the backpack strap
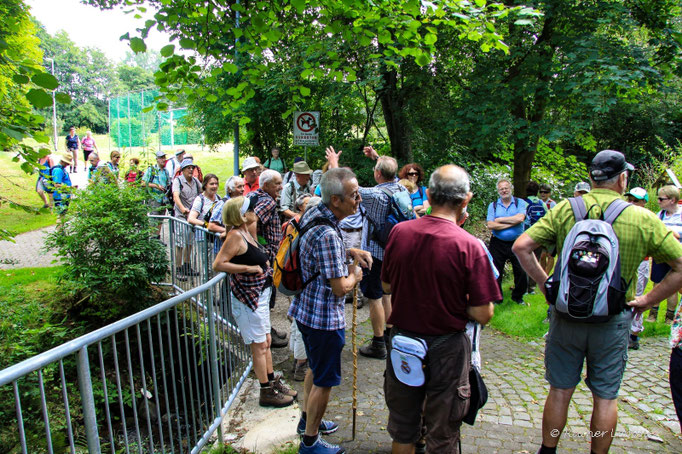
[659,210,665,220]
[602,199,630,225]
[568,197,588,222]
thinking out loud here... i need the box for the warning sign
[293,111,320,146]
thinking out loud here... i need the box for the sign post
[293,111,320,160]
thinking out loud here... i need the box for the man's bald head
[428,165,470,209]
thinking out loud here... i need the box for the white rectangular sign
[293,111,320,146]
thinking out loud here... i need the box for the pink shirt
[81,136,96,151]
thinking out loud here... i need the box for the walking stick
[351,279,359,440]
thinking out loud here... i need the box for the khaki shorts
[384,330,470,452]
[545,307,631,400]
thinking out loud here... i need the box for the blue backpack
[369,187,416,248]
[525,196,547,227]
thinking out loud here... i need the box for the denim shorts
[297,321,344,387]
[230,286,272,345]
[545,307,631,399]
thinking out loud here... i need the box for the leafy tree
[116,63,156,93]
[45,183,168,324]
[0,0,71,240]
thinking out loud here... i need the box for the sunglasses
[658,197,670,202]
[407,172,419,176]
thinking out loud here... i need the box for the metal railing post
[206,286,223,442]
[77,347,101,454]
[169,217,176,287]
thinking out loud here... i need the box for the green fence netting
[108,90,201,151]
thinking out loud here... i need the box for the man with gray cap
[166,149,186,180]
[280,160,313,219]
[142,151,170,238]
[172,159,203,279]
[513,150,682,454]
[573,181,591,197]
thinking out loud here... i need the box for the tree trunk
[378,68,412,163]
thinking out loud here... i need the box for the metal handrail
[0,273,226,387]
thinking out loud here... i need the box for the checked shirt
[288,203,348,331]
[249,189,282,265]
[527,188,682,300]
[359,181,407,261]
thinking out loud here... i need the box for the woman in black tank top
[212,196,296,408]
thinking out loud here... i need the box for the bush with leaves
[45,183,168,325]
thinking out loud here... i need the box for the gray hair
[305,196,322,211]
[294,193,313,212]
[497,178,512,189]
[259,169,280,187]
[591,174,621,188]
[428,165,470,208]
[374,156,398,180]
[89,152,99,160]
[320,168,356,204]
[226,176,244,195]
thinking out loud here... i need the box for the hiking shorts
[545,307,631,400]
[360,258,384,300]
[230,286,271,345]
[297,321,344,388]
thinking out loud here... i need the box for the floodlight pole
[45,58,58,152]
[233,0,240,177]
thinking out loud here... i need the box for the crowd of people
[32,134,682,454]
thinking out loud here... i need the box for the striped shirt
[288,203,348,330]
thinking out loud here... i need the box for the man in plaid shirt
[289,168,371,454]
[514,150,682,454]
[326,145,408,359]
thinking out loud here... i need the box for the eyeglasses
[539,190,550,194]
[658,197,670,202]
[407,172,419,176]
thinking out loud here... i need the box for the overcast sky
[26,0,171,62]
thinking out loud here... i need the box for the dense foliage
[45,182,168,324]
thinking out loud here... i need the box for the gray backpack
[544,197,630,322]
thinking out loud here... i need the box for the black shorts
[360,257,384,300]
[297,321,345,388]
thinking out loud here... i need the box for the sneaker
[259,385,294,408]
[273,377,298,398]
[296,417,339,435]
[294,361,309,382]
[298,435,345,454]
[359,340,386,359]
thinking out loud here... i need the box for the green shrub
[45,182,169,325]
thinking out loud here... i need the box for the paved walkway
[0,225,58,269]
[230,295,682,453]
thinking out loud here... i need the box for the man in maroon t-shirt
[381,165,500,454]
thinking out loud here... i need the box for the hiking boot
[294,361,309,382]
[271,334,288,348]
[297,417,339,435]
[182,263,200,276]
[359,339,386,359]
[273,377,297,398]
[259,385,294,408]
[648,307,658,321]
[298,435,345,454]
[628,338,640,350]
[667,309,675,322]
[271,326,287,340]
[175,266,187,282]
[415,439,426,454]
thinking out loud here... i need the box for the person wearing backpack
[287,168,372,454]
[523,181,548,294]
[324,145,416,360]
[513,149,682,454]
[280,160,313,219]
[172,159,203,279]
[50,153,74,215]
[142,151,170,239]
[36,154,54,209]
[264,147,287,174]
[486,178,529,304]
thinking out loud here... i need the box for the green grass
[489,278,676,340]
[0,152,57,235]
[0,266,71,368]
